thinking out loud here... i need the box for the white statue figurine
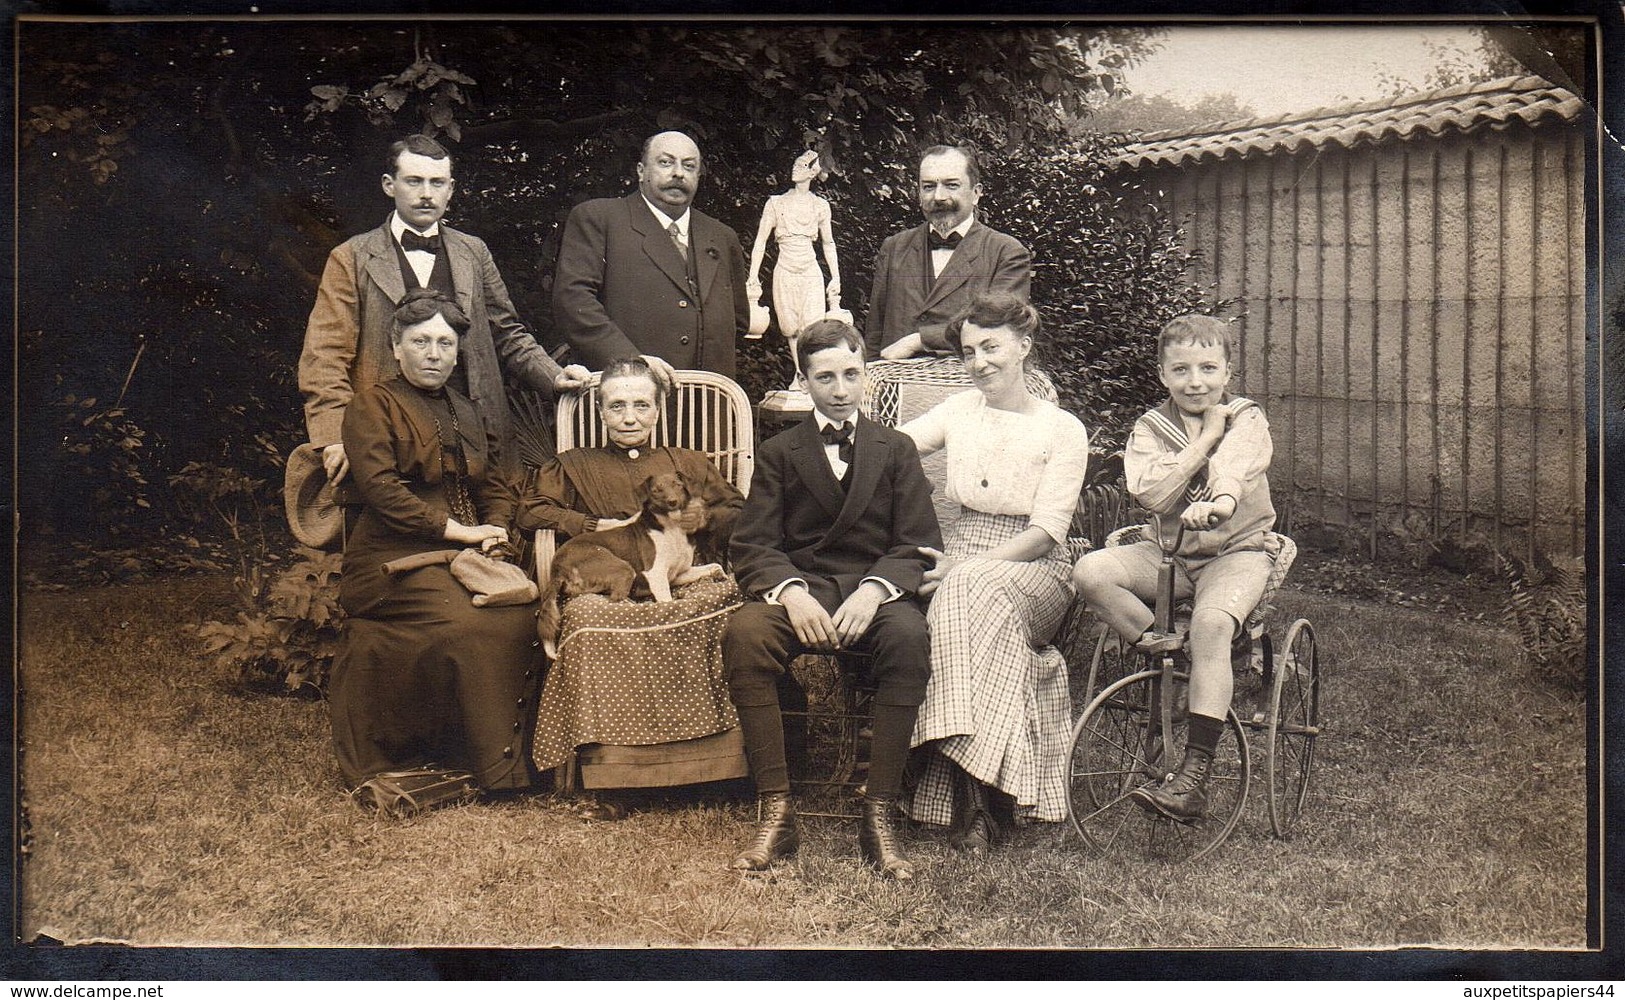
[747,150,842,403]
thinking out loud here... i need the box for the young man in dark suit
[723,319,942,880]
[552,130,750,379]
[865,145,1031,360]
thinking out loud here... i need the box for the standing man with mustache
[300,133,589,483]
[552,130,750,380]
[866,145,1032,361]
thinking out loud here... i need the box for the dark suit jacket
[552,193,749,376]
[299,214,563,450]
[865,219,1032,357]
[731,414,942,607]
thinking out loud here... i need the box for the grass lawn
[16,564,1590,951]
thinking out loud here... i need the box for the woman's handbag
[449,548,539,607]
[379,547,539,607]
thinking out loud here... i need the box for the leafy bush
[198,548,344,695]
[1003,137,1215,452]
[63,535,230,583]
[1498,551,1586,689]
[180,456,346,696]
[168,461,277,606]
[50,393,159,537]
[734,330,795,419]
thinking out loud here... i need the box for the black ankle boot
[1130,746,1212,824]
[731,792,800,871]
[858,797,914,880]
[949,769,1000,853]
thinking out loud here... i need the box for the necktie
[927,229,962,251]
[668,220,688,262]
[819,422,854,466]
[401,231,441,253]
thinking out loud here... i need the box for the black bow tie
[401,231,441,254]
[819,422,854,464]
[928,229,963,251]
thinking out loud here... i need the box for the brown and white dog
[537,471,724,656]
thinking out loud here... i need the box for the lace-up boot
[1129,746,1212,824]
[730,792,800,871]
[858,797,914,880]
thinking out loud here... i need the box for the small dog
[538,471,724,656]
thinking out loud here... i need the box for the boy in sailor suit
[1071,314,1278,823]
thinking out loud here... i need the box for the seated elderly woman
[331,289,541,812]
[517,357,746,812]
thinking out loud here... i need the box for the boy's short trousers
[1092,539,1277,628]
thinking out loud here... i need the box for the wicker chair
[532,370,755,790]
[860,356,1058,426]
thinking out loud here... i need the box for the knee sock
[735,702,790,796]
[1186,713,1225,759]
[864,703,918,801]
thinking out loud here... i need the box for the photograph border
[5,0,1619,981]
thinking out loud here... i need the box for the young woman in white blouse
[900,291,1090,852]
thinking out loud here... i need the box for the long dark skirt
[330,563,541,790]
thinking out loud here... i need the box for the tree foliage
[1373,25,1588,98]
[1083,90,1258,137]
[20,20,1193,548]
[1373,30,1523,98]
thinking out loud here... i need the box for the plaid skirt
[532,578,743,771]
[906,510,1074,827]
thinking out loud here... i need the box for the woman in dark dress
[330,289,541,804]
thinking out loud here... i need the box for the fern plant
[1498,552,1586,689]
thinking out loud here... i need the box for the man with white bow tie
[866,145,1032,360]
[300,133,589,483]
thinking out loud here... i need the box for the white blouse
[902,389,1090,544]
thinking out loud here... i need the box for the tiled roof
[1113,75,1585,170]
